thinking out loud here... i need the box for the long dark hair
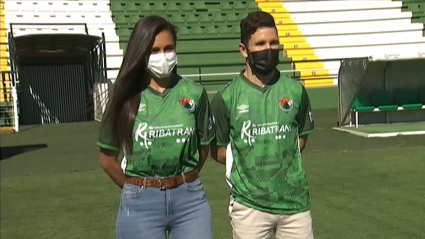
[109,15,177,154]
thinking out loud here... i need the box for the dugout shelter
[338,51,425,131]
[7,23,110,126]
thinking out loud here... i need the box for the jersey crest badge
[279,97,294,111]
[179,97,195,112]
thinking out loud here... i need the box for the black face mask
[247,48,280,75]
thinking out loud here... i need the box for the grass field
[2,108,425,239]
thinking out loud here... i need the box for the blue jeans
[116,177,213,239]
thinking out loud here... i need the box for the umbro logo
[237,104,249,114]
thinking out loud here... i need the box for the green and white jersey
[211,72,314,215]
[97,76,215,177]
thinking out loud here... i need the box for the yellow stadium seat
[275,18,294,24]
[283,42,311,50]
[286,49,316,57]
[276,25,298,31]
[257,2,286,9]
[278,30,303,37]
[300,69,330,78]
[291,55,320,61]
[279,37,307,43]
[261,7,287,13]
[295,62,325,70]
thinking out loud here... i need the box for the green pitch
[2,108,425,239]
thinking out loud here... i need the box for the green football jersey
[211,72,314,215]
[97,76,215,177]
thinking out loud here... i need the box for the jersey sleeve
[96,101,120,151]
[211,92,230,146]
[298,86,314,136]
[196,89,215,146]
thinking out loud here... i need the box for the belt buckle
[158,178,166,190]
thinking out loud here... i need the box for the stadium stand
[3,0,295,86]
[109,0,294,85]
[256,0,425,87]
[0,0,15,133]
[0,0,8,101]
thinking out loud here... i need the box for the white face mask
[146,52,177,78]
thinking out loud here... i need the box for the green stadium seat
[212,13,225,23]
[226,13,239,22]
[232,25,240,34]
[199,13,212,23]
[171,15,185,24]
[247,1,259,10]
[352,92,374,111]
[370,90,398,111]
[395,89,422,109]
[124,3,138,12]
[129,15,141,24]
[419,89,425,104]
[402,2,425,12]
[177,39,239,52]
[205,26,218,35]
[167,3,180,12]
[220,2,233,11]
[140,3,152,11]
[233,2,246,10]
[238,12,249,20]
[218,25,232,34]
[153,3,166,11]
[114,15,129,25]
[194,1,207,11]
[110,2,125,12]
[180,2,194,12]
[191,26,205,35]
[185,14,198,23]
[117,28,132,37]
[177,26,191,36]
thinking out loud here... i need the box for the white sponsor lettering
[138,104,146,111]
[240,120,292,146]
[134,122,194,149]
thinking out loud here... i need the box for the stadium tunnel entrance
[8,30,109,126]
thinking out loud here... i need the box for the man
[210,11,315,239]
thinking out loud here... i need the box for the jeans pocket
[121,182,144,199]
[185,178,204,192]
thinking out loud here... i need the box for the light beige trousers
[229,201,314,239]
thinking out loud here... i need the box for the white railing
[0,83,19,133]
[11,85,19,132]
[108,67,339,82]
[181,68,338,78]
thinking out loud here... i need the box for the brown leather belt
[126,169,199,189]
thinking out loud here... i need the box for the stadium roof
[11,34,101,59]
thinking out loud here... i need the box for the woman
[97,15,215,239]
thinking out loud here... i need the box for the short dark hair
[109,15,177,154]
[240,11,277,45]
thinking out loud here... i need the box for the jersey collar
[146,74,180,97]
[239,70,280,92]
